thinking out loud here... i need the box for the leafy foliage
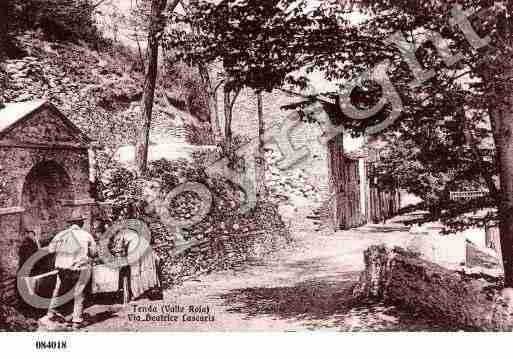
[296,0,512,230]
[101,166,143,219]
[165,0,339,92]
[147,158,209,192]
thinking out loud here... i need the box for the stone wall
[158,229,291,289]
[354,245,513,331]
[0,105,94,298]
[0,107,91,205]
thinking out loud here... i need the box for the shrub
[101,166,143,220]
[147,158,209,192]
[100,158,212,220]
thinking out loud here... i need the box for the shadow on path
[215,269,459,331]
[85,310,119,327]
[216,275,358,323]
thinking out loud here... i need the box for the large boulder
[353,245,513,331]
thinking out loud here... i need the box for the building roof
[0,99,47,133]
[0,99,91,143]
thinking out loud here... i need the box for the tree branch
[419,70,473,105]
[91,0,109,10]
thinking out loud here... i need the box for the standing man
[18,227,39,275]
[42,215,97,330]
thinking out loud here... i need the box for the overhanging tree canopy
[165,0,341,150]
[308,0,513,284]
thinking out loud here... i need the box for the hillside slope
[2,33,211,151]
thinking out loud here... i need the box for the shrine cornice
[0,140,89,150]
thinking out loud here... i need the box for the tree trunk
[0,0,11,62]
[257,91,265,193]
[223,87,233,153]
[490,76,513,286]
[482,11,513,287]
[199,64,221,144]
[207,93,221,145]
[212,90,221,142]
[134,0,181,174]
[223,85,241,153]
[257,92,264,156]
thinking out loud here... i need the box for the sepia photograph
[1,0,513,349]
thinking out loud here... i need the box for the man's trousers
[48,268,91,324]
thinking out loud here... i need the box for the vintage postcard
[1,0,513,345]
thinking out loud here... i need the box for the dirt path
[84,226,454,332]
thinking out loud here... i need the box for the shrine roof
[0,99,91,143]
[0,99,47,133]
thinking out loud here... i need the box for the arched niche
[21,160,75,246]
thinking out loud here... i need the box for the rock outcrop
[354,245,513,331]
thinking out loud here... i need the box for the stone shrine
[0,100,95,303]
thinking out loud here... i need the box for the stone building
[0,100,95,302]
[223,88,400,231]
